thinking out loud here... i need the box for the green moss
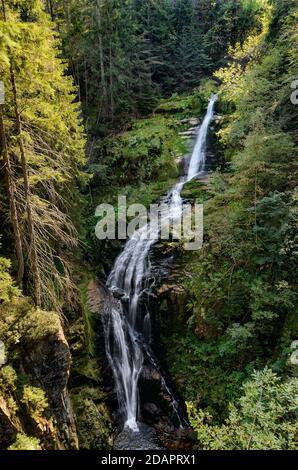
[8,433,41,451]
[67,270,113,449]
[68,270,102,384]
[157,87,211,118]
[71,387,112,450]
[0,366,17,395]
[101,114,183,185]
[0,258,20,302]
[181,180,210,203]
[157,94,196,114]
[21,309,60,343]
[0,296,60,352]
[91,89,210,191]
[21,385,48,421]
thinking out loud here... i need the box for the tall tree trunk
[84,57,88,107]
[109,41,114,120]
[0,105,24,283]
[9,65,41,306]
[46,0,54,21]
[2,0,41,305]
[0,0,5,19]
[96,0,107,118]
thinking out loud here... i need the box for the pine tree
[0,0,86,310]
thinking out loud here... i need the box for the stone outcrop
[23,323,78,449]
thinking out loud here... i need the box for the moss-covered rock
[181,179,210,203]
[71,387,112,450]
[0,262,77,450]
[8,433,41,450]
[66,273,113,450]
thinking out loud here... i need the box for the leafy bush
[188,368,298,450]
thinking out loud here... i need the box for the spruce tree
[0,0,86,310]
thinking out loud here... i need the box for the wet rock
[87,280,105,313]
[176,156,187,176]
[143,402,162,417]
[140,365,161,381]
[214,114,223,123]
[180,118,199,126]
[158,427,196,451]
[87,279,115,313]
[157,284,184,296]
[110,286,128,300]
[178,129,197,137]
[114,423,164,450]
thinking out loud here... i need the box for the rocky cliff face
[0,299,78,450]
[0,396,22,448]
[0,262,113,451]
[22,324,78,449]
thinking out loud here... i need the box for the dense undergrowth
[157,2,298,449]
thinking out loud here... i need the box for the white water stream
[104,95,217,431]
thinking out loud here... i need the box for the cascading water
[104,95,217,434]
[187,94,217,181]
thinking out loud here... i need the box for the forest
[0,0,297,453]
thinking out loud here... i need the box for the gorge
[0,0,297,453]
[102,96,217,448]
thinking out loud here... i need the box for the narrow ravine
[103,95,217,447]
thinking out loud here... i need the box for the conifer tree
[0,0,86,310]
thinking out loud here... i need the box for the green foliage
[183,0,298,365]
[0,0,86,311]
[1,0,296,452]
[0,251,61,368]
[157,95,199,115]
[0,257,19,301]
[21,385,48,421]
[188,368,298,450]
[100,115,183,185]
[48,0,263,136]
[1,295,60,350]
[0,284,60,446]
[161,332,246,418]
[8,433,41,451]
[83,89,204,270]
[181,180,210,204]
[160,0,298,432]
[0,365,17,395]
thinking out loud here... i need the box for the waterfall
[187,94,217,181]
[104,95,217,432]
